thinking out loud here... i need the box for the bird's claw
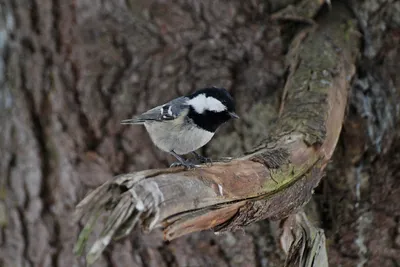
[192,152,213,166]
[196,155,212,165]
[170,161,196,169]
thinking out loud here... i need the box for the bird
[121,87,239,169]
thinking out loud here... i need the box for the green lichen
[0,201,7,227]
[74,210,101,256]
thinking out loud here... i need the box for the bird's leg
[192,151,212,165]
[169,151,196,169]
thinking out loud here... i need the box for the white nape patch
[187,94,227,114]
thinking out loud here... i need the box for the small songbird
[121,87,239,169]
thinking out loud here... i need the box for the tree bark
[1,0,400,267]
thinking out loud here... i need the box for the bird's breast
[144,120,214,155]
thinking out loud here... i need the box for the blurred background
[0,0,399,266]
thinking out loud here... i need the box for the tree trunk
[1,1,399,267]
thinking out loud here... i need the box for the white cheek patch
[187,94,227,114]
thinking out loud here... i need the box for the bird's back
[122,97,188,124]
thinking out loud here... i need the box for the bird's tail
[120,118,145,125]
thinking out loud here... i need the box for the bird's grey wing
[121,97,188,124]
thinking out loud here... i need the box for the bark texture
[1,1,400,267]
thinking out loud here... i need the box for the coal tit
[121,87,239,168]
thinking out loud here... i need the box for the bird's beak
[229,112,240,119]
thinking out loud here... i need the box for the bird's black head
[186,87,239,132]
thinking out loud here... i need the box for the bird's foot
[196,155,212,165]
[170,161,196,169]
[192,152,213,166]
